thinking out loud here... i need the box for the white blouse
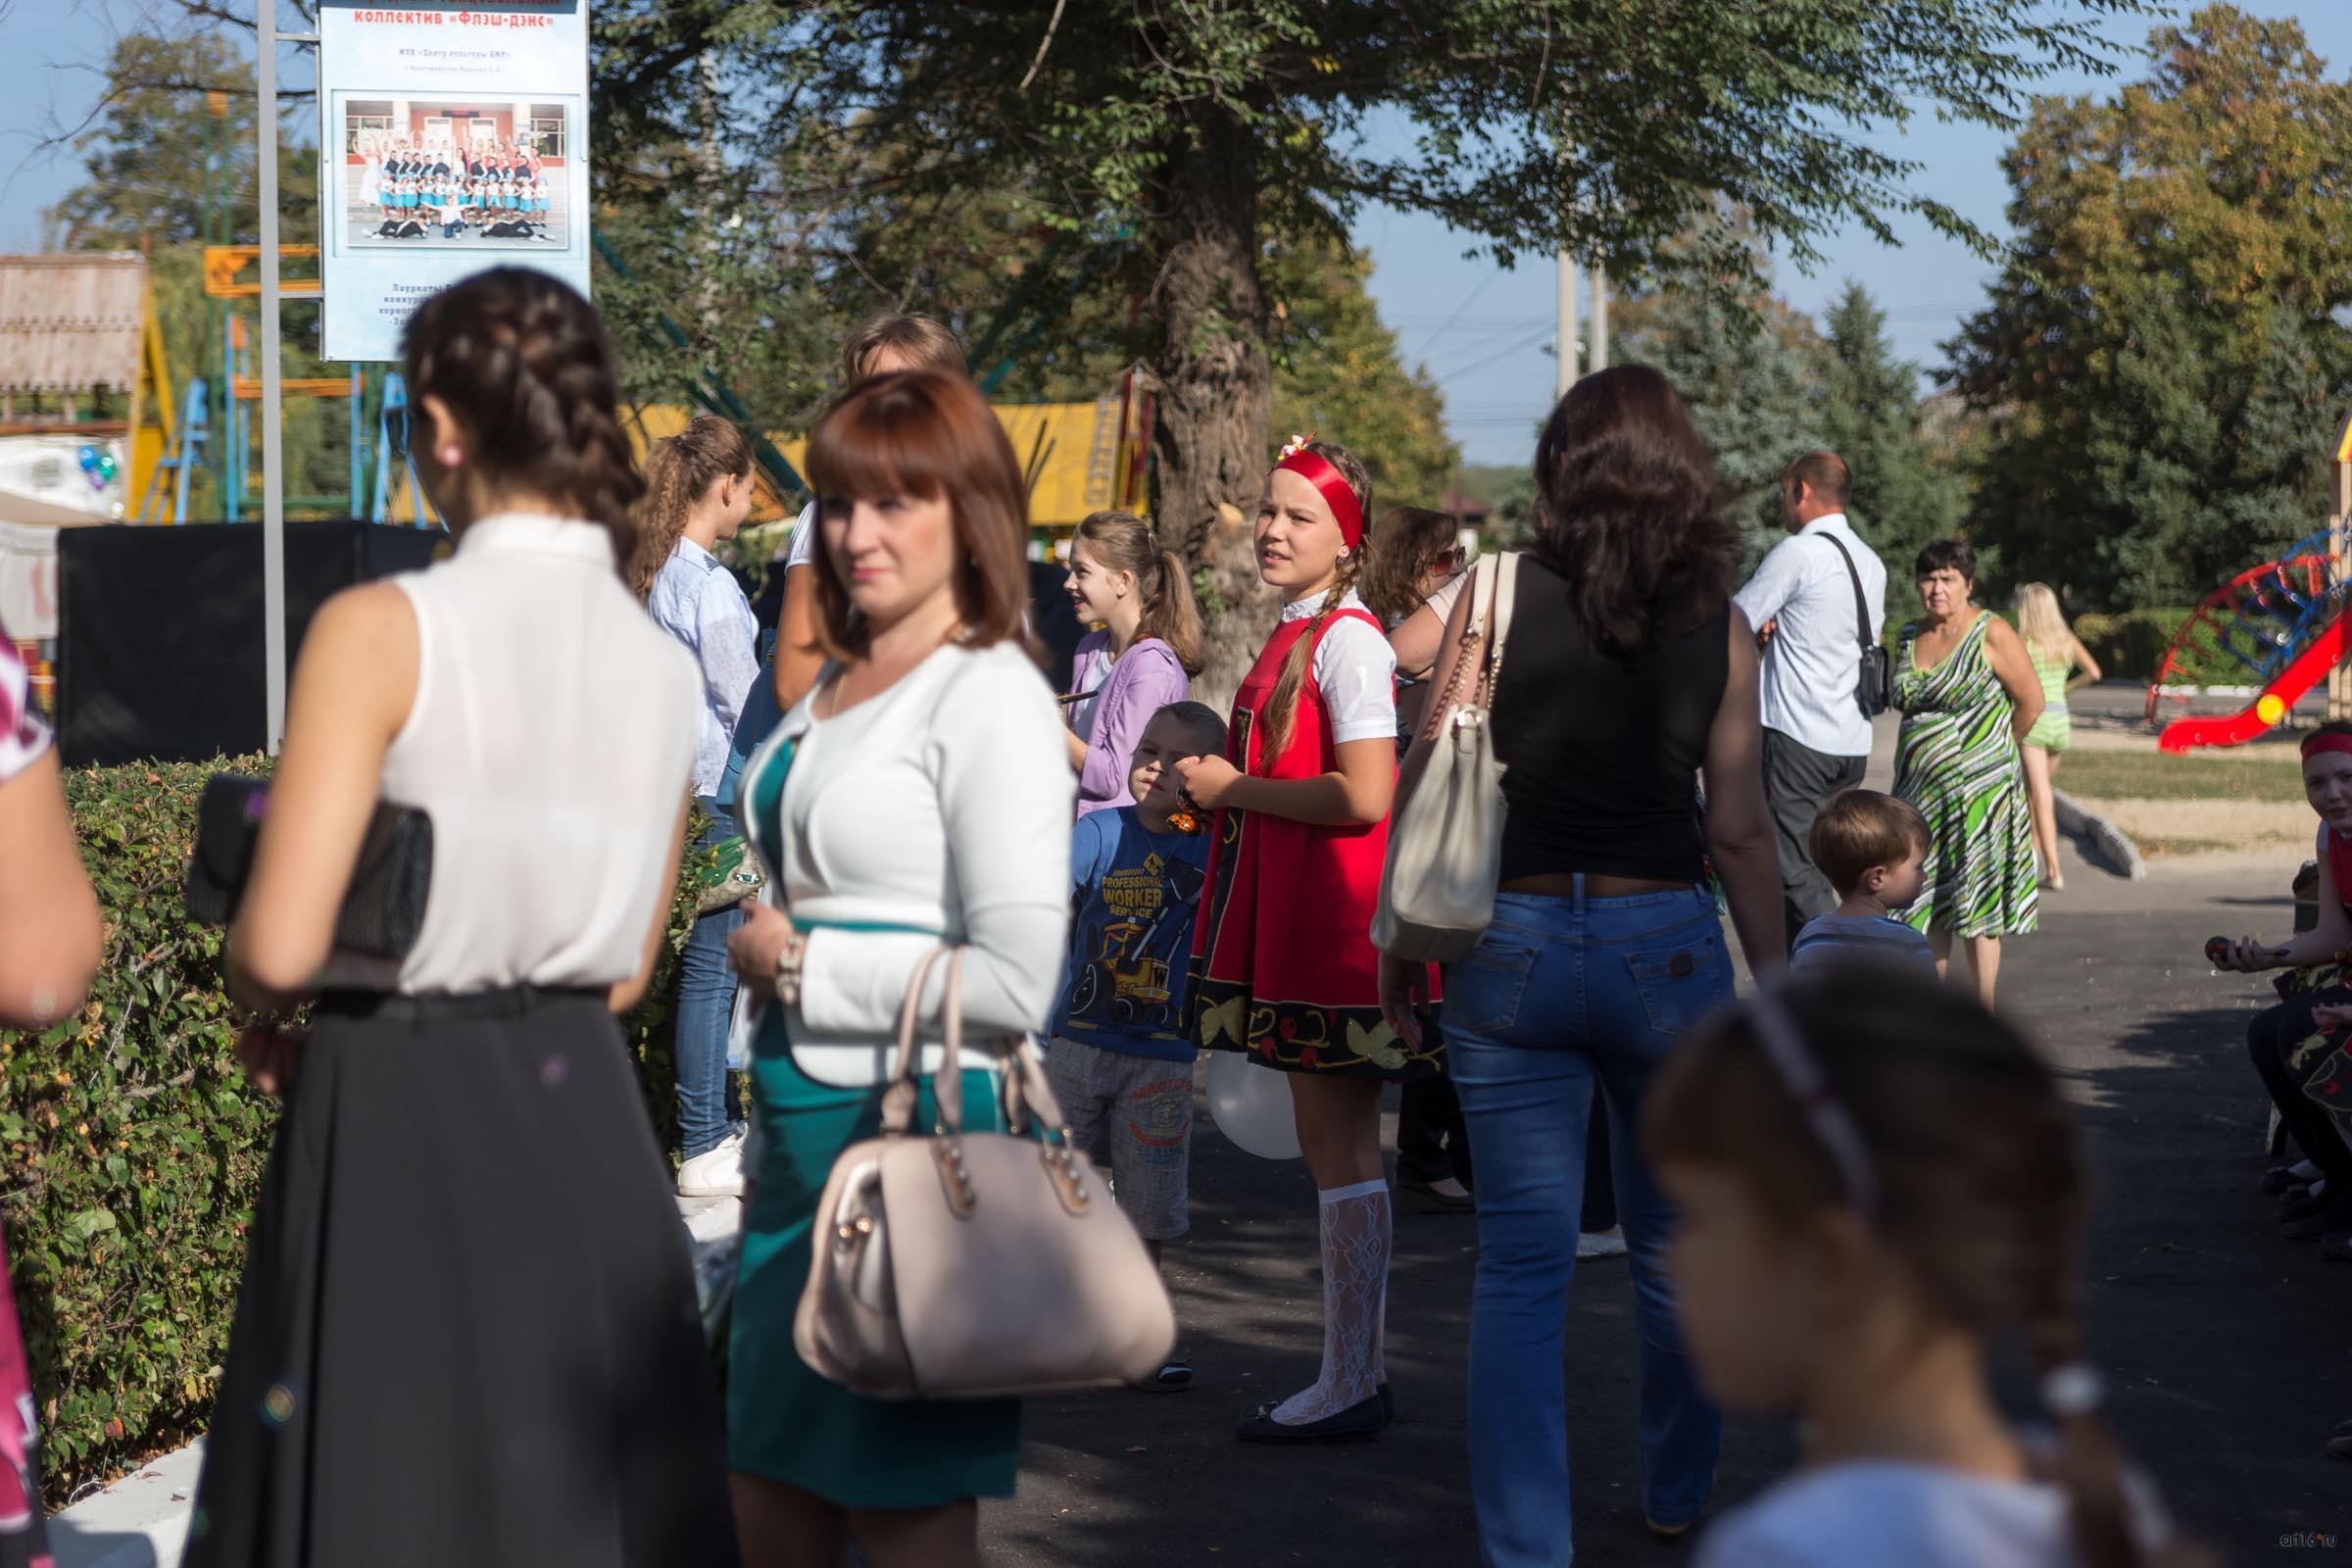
[739,640,1075,1087]
[338,514,702,994]
[1283,591,1397,745]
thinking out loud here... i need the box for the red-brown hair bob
[803,368,1031,660]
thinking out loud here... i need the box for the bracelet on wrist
[774,931,808,1007]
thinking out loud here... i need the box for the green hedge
[0,759,709,1506]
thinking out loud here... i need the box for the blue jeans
[677,797,744,1159]
[1446,883,1730,1567]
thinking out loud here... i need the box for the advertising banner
[318,2,591,362]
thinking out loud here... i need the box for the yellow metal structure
[770,390,1150,530]
[203,246,322,298]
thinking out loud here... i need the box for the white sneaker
[678,1131,746,1198]
[1577,1229,1629,1259]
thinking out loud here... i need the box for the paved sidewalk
[990,852,2352,1564]
[56,848,2348,1564]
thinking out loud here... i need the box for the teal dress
[724,732,1022,1508]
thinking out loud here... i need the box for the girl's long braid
[1256,548,1365,771]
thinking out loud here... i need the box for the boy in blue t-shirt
[1791,789,1936,973]
[1045,701,1225,1391]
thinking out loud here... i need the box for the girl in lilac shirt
[1062,510,1202,814]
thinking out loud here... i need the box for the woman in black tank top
[1378,365,1785,1562]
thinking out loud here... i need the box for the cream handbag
[1372,552,1520,962]
[795,948,1177,1399]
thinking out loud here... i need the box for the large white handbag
[1371,552,1519,962]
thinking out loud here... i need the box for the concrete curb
[2054,787,2145,881]
[51,1440,201,1568]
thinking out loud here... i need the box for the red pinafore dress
[1188,607,1440,1080]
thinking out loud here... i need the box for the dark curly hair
[401,268,644,575]
[1531,364,1734,658]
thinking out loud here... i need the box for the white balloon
[1204,1052,1302,1160]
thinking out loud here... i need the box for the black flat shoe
[2265,1164,2316,1195]
[2279,1213,2331,1241]
[1396,1172,1476,1214]
[2279,1187,2328,1221]
[1234,1392,1388,1444]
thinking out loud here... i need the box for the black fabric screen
[57,522,449,766]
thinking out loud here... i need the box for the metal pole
[1588,264,1609,373]
[257,8,287,754]
[1554,250,1578,401]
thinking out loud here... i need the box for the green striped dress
[1892,612,2039,939]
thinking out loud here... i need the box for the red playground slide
[2157,612,2348,754]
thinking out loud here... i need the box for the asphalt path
[987,848,2351,1565]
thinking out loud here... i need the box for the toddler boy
[1045,702,1226,1391]
[1791,789,1935,973]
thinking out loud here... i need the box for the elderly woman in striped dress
[1890,537,2044,1007]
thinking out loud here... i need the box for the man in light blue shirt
[1732,452,1887,947]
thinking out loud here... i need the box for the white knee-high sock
[1270,1178,1392,1425]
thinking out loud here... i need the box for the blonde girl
[2015,584,2102,892]
[1175,436,1437,1445]
[1062,509,1203,814]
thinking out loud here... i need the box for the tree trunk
[1151,102,1274,713]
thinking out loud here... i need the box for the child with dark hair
[1046,701,1227,1393]
[1650,968,2201,1568]
[1791,788,1934,972]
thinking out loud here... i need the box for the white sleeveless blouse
[335,514,701,995]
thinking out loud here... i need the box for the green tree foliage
[1269,236,1459,514]
[1618,273,1829,556]
[46,30,316,251]
[42,27,348,519]
[1947,5,2352,612]
[1818,282,1969,621]
[597,0,2150,689]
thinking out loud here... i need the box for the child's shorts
[1043,1037,1194,1241]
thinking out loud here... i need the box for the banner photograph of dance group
[318,2,591,362]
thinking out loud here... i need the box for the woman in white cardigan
[724,368,1073,1568]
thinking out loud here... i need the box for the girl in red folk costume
[1176,435,1439,1445]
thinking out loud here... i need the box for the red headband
[1273,445,1364,550]
[2305,734,2352,762]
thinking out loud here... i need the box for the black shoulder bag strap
[1818,531,1891,719]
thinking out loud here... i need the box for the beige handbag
[794,948,1177,1399]
[1372,552,1520,962]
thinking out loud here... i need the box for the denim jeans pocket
[1624,929,1730,1038]
[1451,934,1539,1036]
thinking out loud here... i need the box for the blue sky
[6,2,2349,465]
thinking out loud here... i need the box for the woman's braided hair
[1255,439,1371,770]
[401,268,644,575]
